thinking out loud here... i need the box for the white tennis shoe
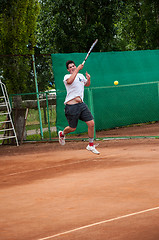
[58,131,65,145]
[86,144,100,154]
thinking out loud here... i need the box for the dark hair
[66,60,75,69]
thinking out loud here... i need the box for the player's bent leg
[64,126,76,135]
[86,120,94,138]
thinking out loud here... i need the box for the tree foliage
[115,0,159,50]
[37,0,159,53]
[0,0,40,93]
[37,0,118,53]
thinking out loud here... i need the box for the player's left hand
[86,72,90,80]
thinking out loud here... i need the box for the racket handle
[82,60,85,65]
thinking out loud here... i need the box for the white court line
[5,159,94,176]
[37,206,159,240]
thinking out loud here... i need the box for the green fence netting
[51,50,159,135]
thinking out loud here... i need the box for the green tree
[0,0,40,141]
[0,0,40,94]
[37,0,118,53]
[115,0,159,50]
[37,0,159,53]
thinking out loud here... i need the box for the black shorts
[65,102,94,128]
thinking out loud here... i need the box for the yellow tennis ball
[114,80,119,85]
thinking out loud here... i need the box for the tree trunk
[12,95,27,142]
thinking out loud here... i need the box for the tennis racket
[82,39,98,65]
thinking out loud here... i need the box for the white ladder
[0,80,19,146]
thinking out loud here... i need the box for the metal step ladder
[0,80,19,146]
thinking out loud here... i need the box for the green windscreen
[51,50,159,134]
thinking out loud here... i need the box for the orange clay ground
[0,123,159,240]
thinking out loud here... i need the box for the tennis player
[58,60,100,154]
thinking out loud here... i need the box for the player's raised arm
[66,64,84,84]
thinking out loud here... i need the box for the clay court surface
[0,124,159,240]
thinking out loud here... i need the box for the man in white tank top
[58,60,100,154]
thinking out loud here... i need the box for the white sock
[89,138,94,143]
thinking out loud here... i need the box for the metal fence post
[32,54,43,139]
